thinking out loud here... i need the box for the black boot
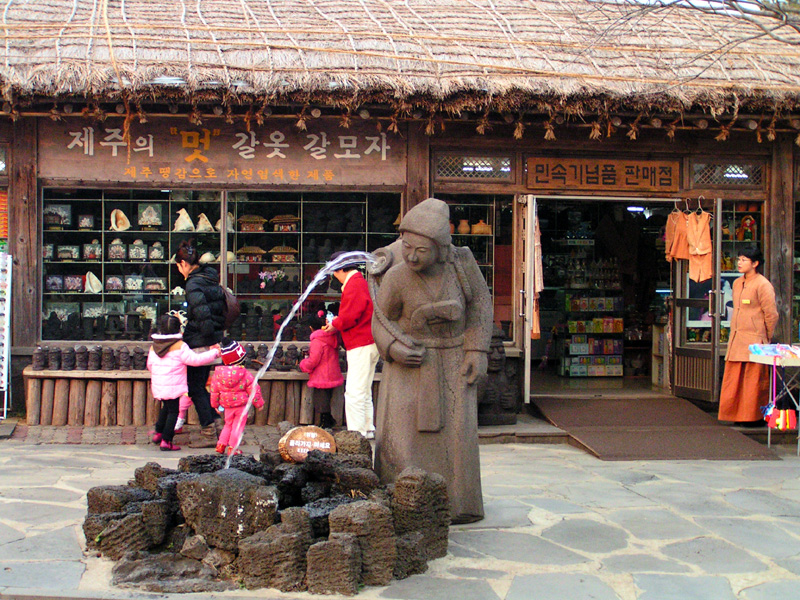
[319,413,337,429]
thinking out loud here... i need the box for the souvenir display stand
[0,253,10,419]
[749,352,800,455]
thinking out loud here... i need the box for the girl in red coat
[210,339,264,455]
[299,310,344,428]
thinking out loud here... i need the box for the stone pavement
[1,432,800,599]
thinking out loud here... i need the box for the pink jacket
[147,339,219,400]
[299,329,344,389]
[210,365,265,410]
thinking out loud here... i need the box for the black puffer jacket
[183,265,226,349]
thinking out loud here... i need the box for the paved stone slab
[741,580,800,600]
[601,553,692,574]
[449,530,589,565]
[0,560,85,589]
[635,574,737,600]
[380,575,500,600]
[0,486,84,503]
[549,481,658,509]
[696,517,800,560]
[506,573,620,600]
[0,522,24,545]
[523,497,588,515]
[0,527,83,561]
[723,489,800,518]
[775,556,800,576]
[661,537,767,574]
[605,508,707,541]
[453,498,533,529]
[631,482,749,517]
[447,567,508,579]
[0,501,86,527]
[446,541,486,559]
[540,518,628,553]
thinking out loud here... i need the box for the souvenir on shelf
[196,213,214,232]
[173,208,195,232]
[144,277,167,292]
[735,215,757,241]
[105,275,124,292]
[238,214,267,232]
[78,214,95,230]
[236,245,267,263]
[56,245,80,261]
[125,274,143,292]
[85,271,102,293]
[199,251,216,264]
[270,214,300,232]
[215,212,235,233]
[108,239,126,261]
[64,275,83,292]
[137,204,163,229]
[171,190,190,202]
[128,240,147,261]
[109,208,131,232]
[43,244,54,260]
[45,274,64,292]
[471,219,492,235]
[83,241,101,261]
[198,191,218,202]
[148,241,165,261]
[170,286,185,296]
[218,250,236,263]
[268,245,299,263]
[43,204,72,229]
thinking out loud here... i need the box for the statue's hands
[461,351,488,385]
[389,341,426,367]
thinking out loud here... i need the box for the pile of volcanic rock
[82,425,450,595]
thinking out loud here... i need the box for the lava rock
[181,535,210,561]
[307,532,362,595]
[87,485,154,515]
[237,507,313,591]
[328,500,396,586]
[274,463,309,508]
[203,548,235,570]
[47,347,62,370]
[393,531,429,580]
[141,500,174,546]
[112,551,235,593]
[178,453,272,479]
[177,469,279,551]
[304,450,380,495]
[97,513,151,560]
[391,468,450,560]
[304,494,358,539]
[134,462,179,494]
[83,511,126,550]
[300,481,331,505]
[333,430,372,458]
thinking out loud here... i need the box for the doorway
[526,197,683,398]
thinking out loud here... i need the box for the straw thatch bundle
[1,0,800,115]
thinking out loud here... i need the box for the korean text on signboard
[527,157,680,193]
[39,119,406,186]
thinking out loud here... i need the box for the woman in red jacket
[299,311,344,428]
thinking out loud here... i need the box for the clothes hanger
[671,201,681,214]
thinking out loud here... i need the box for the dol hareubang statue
[369,198,493,524]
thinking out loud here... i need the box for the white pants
[344,343,380,435]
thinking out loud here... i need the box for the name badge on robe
[742,299,751,305]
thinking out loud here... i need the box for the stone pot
[457,219,471,234]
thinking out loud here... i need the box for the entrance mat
[534,396,777,461]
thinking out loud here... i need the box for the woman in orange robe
[718,247,778,424]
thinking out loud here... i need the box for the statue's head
[398,198,451,272]
[488,326,506,372]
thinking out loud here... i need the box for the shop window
[435,154,513,181]
[0,146,7,175]
[40,188,400,342]
[691,160,764,188]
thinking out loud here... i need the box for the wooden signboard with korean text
[38,118,407,187]
[527,157,680,193]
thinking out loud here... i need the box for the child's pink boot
[160,440,181,451]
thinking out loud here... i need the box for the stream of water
[224,250,378,467]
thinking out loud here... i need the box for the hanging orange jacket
[686,210,712,283]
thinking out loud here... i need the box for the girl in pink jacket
[148,314,221,451]
[210,339,264,455]
[299,311,344,429]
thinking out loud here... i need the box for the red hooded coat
[299,329,345,389]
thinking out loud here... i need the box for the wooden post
[132,380,148,426]
[284,381,301,424]
[331,386,345,427]
[52,378,70,426]
[117,380,133,426]
[255,381,271,425]
[267,380,286,426]
[146,386,158,424]
[299,384,315,425]
[40,378,55,425]
[770,134,794,343]
[84,380,102,426]
[25,378,41,425]
[187,404,199,425]
[100,381,117,426]
[406,123,431,211]
[67,379,86,425]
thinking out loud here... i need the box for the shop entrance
[522,195,723,402]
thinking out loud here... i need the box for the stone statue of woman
[369,198,493,524]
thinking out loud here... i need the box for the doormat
[533,396,777,461]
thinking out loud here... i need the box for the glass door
[671,197,723,402]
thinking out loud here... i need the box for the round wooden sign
[278,426,337,463]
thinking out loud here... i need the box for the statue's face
[401,232,438,272]
[488,338,505,371]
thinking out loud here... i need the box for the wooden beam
[9,118,38,347]
[769,134,793,343]
[406,123,430,210]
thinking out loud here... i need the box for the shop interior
[531,199,674,394]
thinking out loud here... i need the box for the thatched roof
[3,0,800,115]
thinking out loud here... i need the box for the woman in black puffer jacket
[175,239,226,446]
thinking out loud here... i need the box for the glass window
[691,160,765,188]
[435,154,513,181]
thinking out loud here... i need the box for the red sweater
[331,271,375,350]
